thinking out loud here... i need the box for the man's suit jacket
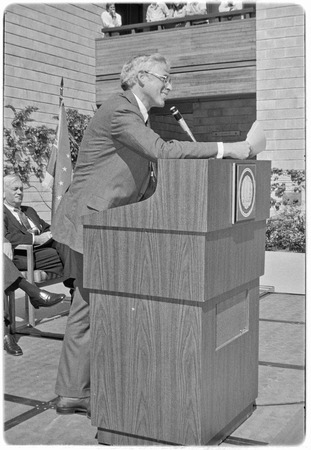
[3,205,50,250]
[51,89,219,254]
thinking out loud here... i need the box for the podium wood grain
[83,159,270,445]
[90,282,259,445]
[83,159,270,232]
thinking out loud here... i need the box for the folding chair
[8,244,68,339]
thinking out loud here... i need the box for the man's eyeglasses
[144,71,172,87]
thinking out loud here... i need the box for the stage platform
[3,287,305,446]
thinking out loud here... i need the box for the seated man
[3,241,66,356]
[3,174,73,287]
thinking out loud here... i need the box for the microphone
[170,106,196,142]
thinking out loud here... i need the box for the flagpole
[43,76,72,216]
[59,77,64,106]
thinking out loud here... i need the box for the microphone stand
[170,106,197,142]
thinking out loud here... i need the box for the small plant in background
[270,167,305,211]
[3,105,55,184]
[265,207,305,253]
[266,168,305,253]
[56,108,92,168]
[3,104,92,182]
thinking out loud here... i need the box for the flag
[43,100,72,216]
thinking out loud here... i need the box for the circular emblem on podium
[238,168,256,217]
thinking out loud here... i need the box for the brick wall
[256,3,305,170]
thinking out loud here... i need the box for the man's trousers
[55,250,90,398]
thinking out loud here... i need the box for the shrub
[55,108,91,168]
[3,105,92,183]
[270,167,305,210]
[265,207,305,253]
[266,168,305,253]
[3,105,55,183]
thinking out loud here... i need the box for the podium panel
[90,281,258,445]
[83,159,271,445]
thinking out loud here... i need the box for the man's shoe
[55,396,90,416]
[4,334,23,356]
[29,290,66,309]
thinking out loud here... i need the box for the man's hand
[34,231,53,246]
[3,241,13,259]
[223,141,251,159]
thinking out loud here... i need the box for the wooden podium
[83,159,271,445]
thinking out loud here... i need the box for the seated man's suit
[3,245,67,358]
[4,204,70,279]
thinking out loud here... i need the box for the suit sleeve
[111,105,218,162]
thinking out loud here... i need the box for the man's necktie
[14,208,37,233]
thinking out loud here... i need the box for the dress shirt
[133,93,149,124]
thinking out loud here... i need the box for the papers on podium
[247,121,266,157]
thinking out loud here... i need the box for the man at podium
[51,53,251,416]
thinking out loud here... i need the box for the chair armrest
[14,244,35,283]
[15,244,34,251]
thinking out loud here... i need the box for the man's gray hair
[120,53,170,91]
[3,174,22,189]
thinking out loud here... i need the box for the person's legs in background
[3,305,23,356]
[3,255,66,356]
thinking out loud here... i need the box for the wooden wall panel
[96,20,256,74]
[96,18,256,104]
[96,67,255,105]
[4,3,103,129]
